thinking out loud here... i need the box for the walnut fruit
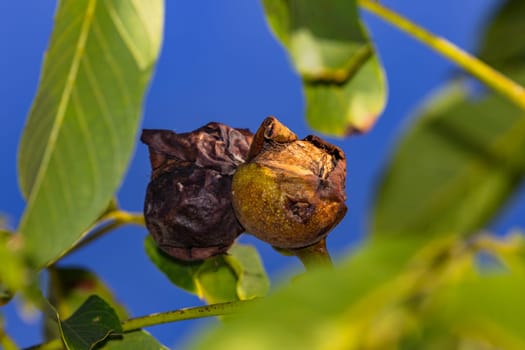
[142,123,253,261]
[231,117,347,250]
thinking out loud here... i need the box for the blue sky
[2,0,524,348]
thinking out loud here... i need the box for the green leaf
[0,231,27,305]
[59,295,122,350]
[99,330,168,350]
[46,267,128,341]
[144,236,200,294]
[195,258,239,304]
[372,75,525,238]
[17,0,164,268]
[429,275,525,349]
[479,0,525,71]
[145,237,269,303]
[188,237,432,350]
[188,235,525,349]
[225,244,270,300]
[261,0,387,136]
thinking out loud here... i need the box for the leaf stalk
[358,0,525,111]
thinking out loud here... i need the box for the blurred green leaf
[45,267,128,341]
[428,275,525,349]
[0,230,27,305]
[372,0,525,240]
[372,74,525,238]
[59,295,122,350]
[145,237,269,303]
[479,0,525,71]
[189,234,525,350]
[100,330,168,350]
[262,0,387,136]
[17,0,164,268]
[188,237,438,350]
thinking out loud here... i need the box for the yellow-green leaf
[429,276,525,349]
[195,258,239,304]
[17,0,164,267]
[262,0,387,136]
[188,237,428,350]
[145,237,269,303]
[189,235,524,350]
[372,76,525,238]
[225,244,270,300]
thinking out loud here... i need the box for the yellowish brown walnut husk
[232,117,347,250]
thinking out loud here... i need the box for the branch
[24,300,257,350]
[121,299,256,331]
[358,0,525,111]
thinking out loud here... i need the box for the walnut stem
[285,239,333,270]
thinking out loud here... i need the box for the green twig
[358,0,525,111]
[122,299,255,331]
[24,300,256,350]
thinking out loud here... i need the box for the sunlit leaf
[100,330,168,350]
[17,0,164,267]
[304,54,386,136]
[189,234,525,350]
[428,275,525,349]
[145,237,269,303]
[225,244,270,300]
[188,237,434,350]
[261,0,386,136]
[372,75,525,238]
[195,258,239,304]
[59,295,122,350]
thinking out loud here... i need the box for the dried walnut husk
[142,123,253,261]
[232,117,347,250]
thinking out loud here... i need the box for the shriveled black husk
[142,123,253,261]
